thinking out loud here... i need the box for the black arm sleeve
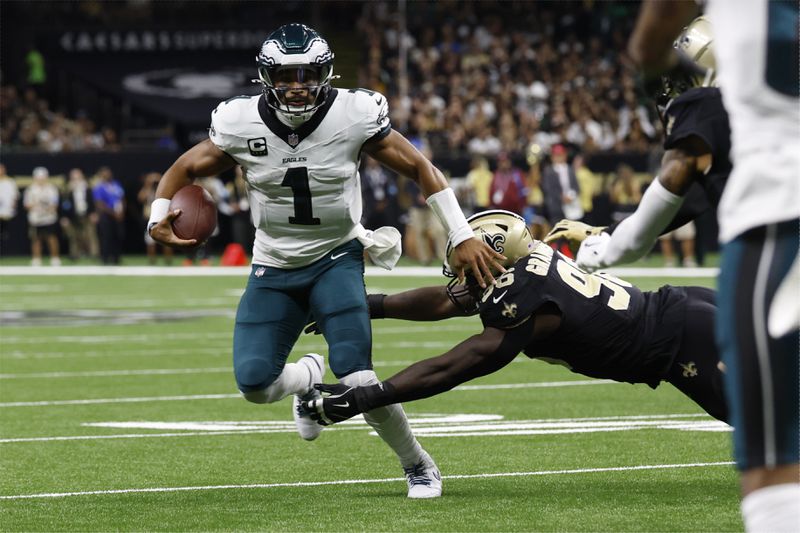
[367,294,386,319]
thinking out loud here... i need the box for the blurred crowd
[357,1,658,158]
[1,86,121,153]
[1,1,704,266]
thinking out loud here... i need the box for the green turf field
[0,271,742,532]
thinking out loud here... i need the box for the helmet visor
[259,65,329,108]
[273,65,322,86]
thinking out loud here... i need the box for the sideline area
[0,265,718,277]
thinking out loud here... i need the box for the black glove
[300,381,396,426]
[301,383,361,425]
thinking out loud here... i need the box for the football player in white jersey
[625,3,799,532]
[147,23,504,499]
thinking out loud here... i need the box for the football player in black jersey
[544,17,731,272]
[302,210,727,426]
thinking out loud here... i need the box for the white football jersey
[705,0,800,242]
[209,88,391,267]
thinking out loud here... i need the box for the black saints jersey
[477,242,687,387]
[660,87,732,231]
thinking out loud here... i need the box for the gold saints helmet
[661,16,717,102]
[444,209,535,313]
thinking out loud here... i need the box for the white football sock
[742,483,800,533]
[241,362,312,404]
[340,370,424,467]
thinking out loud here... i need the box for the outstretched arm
[302,323,532,425]
[382,324,530,402]
[304,286,471,335]
[379,286,473,321]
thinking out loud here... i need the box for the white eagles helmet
[256,23,336,127]
[443,209,535,313]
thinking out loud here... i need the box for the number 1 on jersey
[281,167,320,225]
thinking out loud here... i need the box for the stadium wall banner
[43,30,265,127]
[57,30,266,53]
[60,53,261,128]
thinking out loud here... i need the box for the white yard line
[0,393,240,407]
[0,461,734,500]
[0,428,358,444]
[0,413,712,444]
[0,324,474,347]
[0,367,233,379]
[0,367,232,379]
[0,341,463,360]
[0,356,526,379]
[0,266,717,277]
[0,380,616,407]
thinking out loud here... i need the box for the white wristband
[426,188,473,247]
[148,198,171,227]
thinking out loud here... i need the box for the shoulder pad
[341,88,391,143]
[344,88,387,114]
[663,87,728,151]
[671,87,722,107]
[211,95,258,135]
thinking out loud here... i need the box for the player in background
[626,2,799,532]
[544,17,730,273]
[147,23,504,499]
[302,210,728,427]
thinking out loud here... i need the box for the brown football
[169,185,217,244]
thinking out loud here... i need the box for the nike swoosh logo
[492,290,508,304]
[333,401,350,408]
[331,252,348,260]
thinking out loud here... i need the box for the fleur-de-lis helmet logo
[482,231,506,255]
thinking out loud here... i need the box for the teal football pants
[716,220,799,471]
[233,240,372,392]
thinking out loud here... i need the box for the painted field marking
[0,356,527,379]
[0,340,466,359]
[0,461,734,500]
[0,297,237,311]
[0,284,64,293]
[0,393,240,408]
[0,346,232,360]
[0,323,475,346]
[0,379,617,407]
[0,413,725,444]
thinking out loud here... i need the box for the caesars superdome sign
[54,30,264,127]
[58,30,265,53]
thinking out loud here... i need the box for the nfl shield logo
[254,266,266,278]
[287,133,300,147]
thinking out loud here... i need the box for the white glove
[576,232,611,272]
